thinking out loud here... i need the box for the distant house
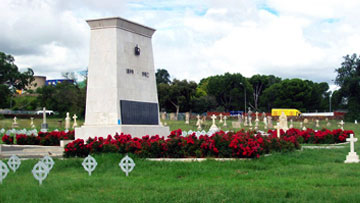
[27,76,46,91]
[45,79,74,86]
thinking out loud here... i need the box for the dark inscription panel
[120,100,159,125]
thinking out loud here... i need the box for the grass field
[1,118,360,202]
[0,147,360,202]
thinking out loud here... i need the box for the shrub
[64,129,301,158]
[2,134,14,144]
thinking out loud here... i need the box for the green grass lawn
[1,146,360,202]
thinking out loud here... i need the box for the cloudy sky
[1,0,360,86]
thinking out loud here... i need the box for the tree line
[0,51,359,120]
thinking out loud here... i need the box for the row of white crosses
[195,114,228,131]
[10,109,78,131]
[0,155,54,185]
[82,154,135,177]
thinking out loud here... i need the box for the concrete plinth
[344,152,360,163]
[75,125,170,140]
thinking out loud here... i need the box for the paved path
[0,144,64,158]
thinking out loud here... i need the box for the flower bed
[267,128,353,144]
[64,129,301,158]
[1,130,74,146]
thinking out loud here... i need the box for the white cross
[119,155,135,176]
[347,134,358,154]
[211,114,217,125]
[32,161,48,185]
[223,116,227,127]
[72,114,78,128]
[41,155,55,173]
[82,155,97,176]
[0,161,9,184]
[42,107,47,124]
[276,122,280,138]
[7,155,21,172]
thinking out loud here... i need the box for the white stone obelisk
[75,17,169,139]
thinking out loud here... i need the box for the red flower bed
[64,129,301,158]
[2,134,14,144]
[1,130,74,146]
[267,128,353,144]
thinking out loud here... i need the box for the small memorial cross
[41,107,48,132]
[41,155,54,173]
[119,155,135,176]
[72,114,78,129]
[32,161,48,185]
[65,112,71,132]
[344,134,359,163]
[30,117,35,128]
[0,161,9,184]
[209,114,218,132]
[82,155,97,176]
[7,155,21,172]
[339,120,345,130]
[196,114,202,130]
[223,116,227,127]
[276,122,280,138]
[219,113,223,123]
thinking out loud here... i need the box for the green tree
[335,53,360,120]
[0,52,34,108]
[205,73,251,111]
[156,69,171,84]
[36,82,86,117]
[261,79,312,112]
[248,74,281,111]
[157,79,197,116]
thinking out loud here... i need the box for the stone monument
[185,112,190,124]
[223,116,227,127]
[41,107,48,132]
[196,114,202,130]
[209,114,219,132]
[219,113,223,123]
[72,114,78,129]
[65,112,71,131]
[278,112,288,131]
[75,17,169,139]
[30,117,35,128]
[344,134,359,163]
[12,117,19,128]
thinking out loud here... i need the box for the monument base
[344,152,360,163]
[75,125,170,140]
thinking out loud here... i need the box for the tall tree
[249,74,281,111]
[0,52,34,108]
[335,53,360,120]
[155,69,171,84]
[205,73,251,111]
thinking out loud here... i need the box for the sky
[1,0,360,88]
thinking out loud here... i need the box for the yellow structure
[271,108,301,117]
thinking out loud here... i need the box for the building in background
[45,79,74,86]
[26,76,46,91]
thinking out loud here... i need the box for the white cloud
[0,0,359,85]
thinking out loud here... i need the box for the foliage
[261,78,329,112]
[205,72,251,111]
[155,69,171,84]
[0,52,34,108]
[157,79,197,113]
[64,129,300,158]
[335,53,360,121]
[11,95,38,110]
[36,82,86,117]
[248,74,281,111]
